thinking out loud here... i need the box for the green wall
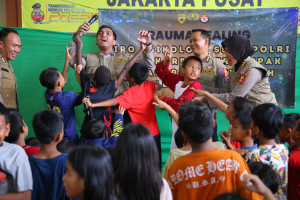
[1,27,299,166]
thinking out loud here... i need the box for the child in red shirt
[155,46,202,150]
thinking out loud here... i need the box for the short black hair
[248,162,281,194]
[234,111,251,129]
[214,193,247,200]
[128,63,149,84]
[283,113,300,129]
[57,140,76,153]
[4,109,24,143]
[32,110,64,144]
[0,102,9,125]
[191,29,211,45]
[178,102,213,143]
[25,137,40,147]
[182,56,202,71]
[39,67,60,89]
[232,97,253,115]
[0,28,19,42]
[93,66,111,87]
[97,25,117,40]
[251,103,284,139]
[175,128,186,148]
[84,119,106,139]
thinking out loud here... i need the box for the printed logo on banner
[31,3,45,23]
[177,13,186,24]
[187,12,199,20]
[200,14,209,23]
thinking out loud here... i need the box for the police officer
[69,22,154,96]
[0,28,21,109]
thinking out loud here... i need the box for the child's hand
[116,106,126,115]
[163,44,172,67]
[220,130,233,149]
[153,95,168,109]
[65,46,75,63]
[74,64,84,74]
[234,148,248,156]
[137,30,151,50]
[243,174,274,198]
[82,97,92,108]
[190,87,206,97]
[192,96,206,102]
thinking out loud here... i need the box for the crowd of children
[0,32,300,200]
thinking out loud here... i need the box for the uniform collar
[99,51,115,56]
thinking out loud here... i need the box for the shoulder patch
[1,57,7,64]
[222,66,229,78]
[236,72,249,84]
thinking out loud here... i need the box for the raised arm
[83,97,118,108]
[153,95,179,124]
[62,46,75,84]
[115,31,148,88]
[191,88,228,113]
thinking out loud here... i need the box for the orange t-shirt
[167,148,262,200]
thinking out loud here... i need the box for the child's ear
[55,132,64,143]
[246,129,251,137]
[5,123,11,137]
[287,128,292,137]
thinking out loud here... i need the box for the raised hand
[137,30,151,46]
[76,22,90,36]
[115,106,126,115]
[65,46,75,63]
[163,44,172,67]
[153,95,167,109]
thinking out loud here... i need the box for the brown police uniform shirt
[0,54,18,109]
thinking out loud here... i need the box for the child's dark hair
[175,128,186,148]
[57,140,76,153]
[114,123,163,200]
[68,145,116,200]
[4,109,24,143]
[39,67,60,89]
[234,111,251,129]
[191,29,211,45]
[128,63,149,84]
[32,110,64,144]
[248,162,281,194]
[214,193,247,200]
[25,137,41,147]
[94,66,111,87]
[0,28,18,42]
[251,103,284,139]
[283,113,300,129]
[232,97,253,115]
[182,56,202,70]
[0,102,9,125]
[84,119,106,139]
[178,102,213,143]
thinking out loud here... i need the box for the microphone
[81,14,98,31]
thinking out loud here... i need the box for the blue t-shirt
[29,153,68,200]
[80,69,116,134]
[45,90,82,142]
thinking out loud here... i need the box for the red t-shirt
[22,145,40,156]
[288,148,300,200]
[115,81,160,136]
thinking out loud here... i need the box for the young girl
[111,123,172,200]
[63,145,116,200]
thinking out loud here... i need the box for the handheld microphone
[81,14,98,31]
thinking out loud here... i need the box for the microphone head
[88,14,98,25]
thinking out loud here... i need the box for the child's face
[225,102,235,121]
[63,160,84,199]
[0,115,10,145]
[230,118,248,142]
[182,59,201,81]
[58,72,66,88]
[278,126,289,143]
[291,119,300,142]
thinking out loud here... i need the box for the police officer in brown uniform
[69,22,154,97]
[0,28,21,109]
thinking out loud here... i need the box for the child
[57,140,76,153]
[4,108,40,156]
[29,110,68,200]
[83,106,124,149]
[278,113,300,153]
[166,102,261,200]
[63,145,116,200]
[244,103,288,200]
[0,103,32,199]
[75,39,146,137]
[288,118,300,200]
[40,47,82,143]
[83,63,162,165]
[155,46,202,150]
[111,123,172,200]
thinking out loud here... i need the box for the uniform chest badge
[207,65,213,70]
[116,54,124,59]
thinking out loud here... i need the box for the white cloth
[160,178,173,200]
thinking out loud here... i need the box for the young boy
[288,118,300,200]
[40,47,82,143]
[278,113,300,153]
[166,102,261,200]
[155,46,202,150]
[83,63,161,164]
[245,103,288,200]
[29,110,68,200]
[4,109,40,156]
[0,103,32,199]
[83,106,125,149]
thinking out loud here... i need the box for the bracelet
[146,42,152,46]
